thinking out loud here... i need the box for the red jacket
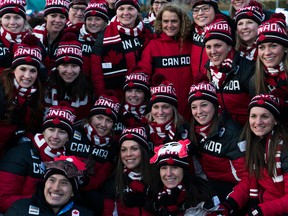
[135,33,193,121]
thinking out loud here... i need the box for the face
[1,13,25,33]
[69,4,86,24]
[249,107,277,138]
[237,19,258,46]
[162,11,180,37]
[43,127,69,149]
[231,0,250,11]
[125,88,145,106]
[85,16,107,34]
[57,64,81,83]
[45,13,67,34]
[152,0,168,15]
[151,102,174,124]
[160,165,184,189]
[14,65,38,88]
[258,42,285,68]
[44,174,74,213]
[116,5,138,28]
[90,114,114,137]
[120,140,142,171]
[205,39,231,68]
[191,100,215,125]
[192,4,215,27]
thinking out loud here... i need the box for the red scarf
[145,11,156,26]
[194,122,211,140]
[149,119,175,147]
[79,24,97,42]
[123,167,145,192]
[13,78,37,106]
[33,24,48,46]
[83,123,111,147]
[122,102,146,120]
[238,42,257,61]
[0,27,28,49]
[33,133,65,162]
[209,49,235,88]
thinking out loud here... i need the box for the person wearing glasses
[143,0,171,31]
[191,0,235,82]
[67,0,88,27]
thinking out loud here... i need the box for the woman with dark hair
[0,0,30,72]
[103,127,157,215]
[148,139,219,215]
[220,94,288,215]
[33,0,70,72]
[0,103,75,213]
[43,33,94,126]
[234,1,264,62]
[0,34,44,157]
[253,13,288,124]
[188,78,247,202]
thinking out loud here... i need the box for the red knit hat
[11,34,42,71]
[55,32,83,68]
[42,101,76,138]
[150,139,191,168]
[123,72,150,96]
[45,0,70,18]
[0,0,26,19]
[248,94,280,119]
[115,0,140,12]
[256,13,288,47]
[204,14,233,45]
[84,2,109,23]
[119,127,150,151]
[234,1,264,25]
[89,93,121,123]
[192,0,219,11]
[150,74,178,108]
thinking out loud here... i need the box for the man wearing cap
[67,0,88,27]
[5,157,93,215]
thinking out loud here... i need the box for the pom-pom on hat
[115,0,140,12]
[191,0,219,11]
[248,94,280,119]
[119,127,150,151]
[55,32,83,68]
[123,72,150,96]
[89,92,121,123]
[234,1,264,25]
[11,34,42,71]
[44,0,70,18]
[44,155,86,193]
[256,13,288,47]
[42,101,76,138]
[84,2,109,23]
[149,74,178,108]
[204,14,233,45]
[0,0,26,19]
[188,75,218,106]
[70,0,88,7]
[150,139,191,168]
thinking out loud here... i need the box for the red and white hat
[204,14,233,45]
[55,32,83,68]
[42,101,76,138]
[234,1,264,25]
[0,0,26,19]
[11,34,42,70]
[150,74,177,108]
[150,139,191,168]
[256,13,288,47]
[248,94,280,119]
[119,127,150,151]
[123,72,150,96]
[44,0,70,18]
[84,2,109,23]
[115,0,140,12]
[89,93,120,123]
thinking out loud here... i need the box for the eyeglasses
[153,1,168,6]
[71,6,86,13]
[193,5,211,14]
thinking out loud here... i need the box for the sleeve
[91,33,105,97]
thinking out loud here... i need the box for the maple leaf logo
[258,34,266,41]
[195,91,203,97]
[128,81,134,88]
[167,157,175,165]
[64,56,70,62]
[14,7,20,13]
[257,99,265,105]
[126,133,133,139]
[52,118,61,125]
[104,50,122,65]
[105,108,112,114]
[25,56,33,62]
[91,10,97,16]
[247,11,253,17]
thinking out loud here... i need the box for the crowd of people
[0,0,287,215]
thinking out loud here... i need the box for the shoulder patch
[73,130,82,140]
[237,140,246,152]
[72,209,80,216]
[28,205,40,215]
